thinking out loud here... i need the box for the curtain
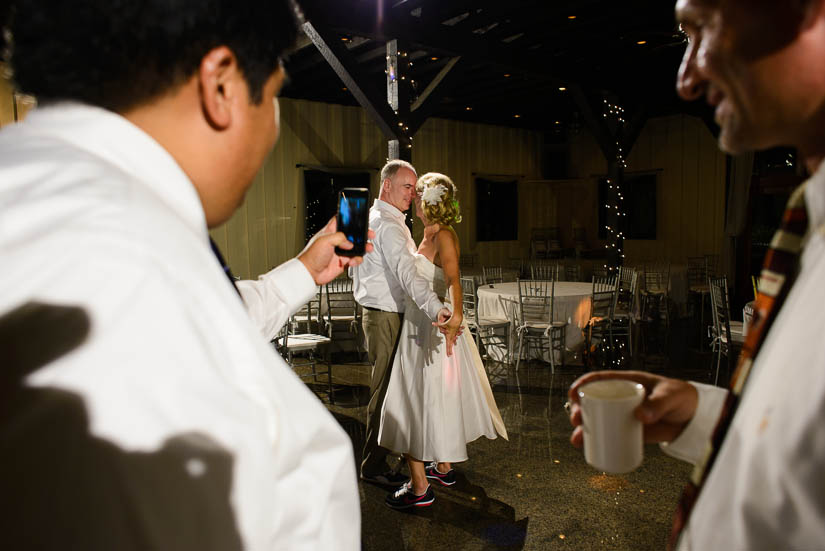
[721,152,754,284]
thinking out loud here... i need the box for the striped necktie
[209,238,242,299]
[668,182,809,549]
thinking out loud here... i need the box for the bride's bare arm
[435,227,463,355]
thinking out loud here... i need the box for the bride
[378,172,508,510]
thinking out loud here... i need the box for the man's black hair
[0,3,10,54]
[5,0,300,112]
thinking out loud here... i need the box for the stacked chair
[708,276,745,385]
[459,254,477,269]
[530,262,560,281]
[611,267,639,362]
[324,276,363,359]
[529,227,563,259]
[564,263,583,282]
[482,265,504,285]
[641,261,671,328]
[573,227,595,259]
[688,255,711,349]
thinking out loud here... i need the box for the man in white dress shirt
[568,0,825,549]
[0,0,365,548]
[352,160,460,484]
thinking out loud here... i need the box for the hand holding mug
[566,371,699,472]
[566,371,698,472]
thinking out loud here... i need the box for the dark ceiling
[283,0,712,136]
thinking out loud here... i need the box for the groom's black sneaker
[425,463,456,486]
[385,483,434,510]
[360,470,409,487]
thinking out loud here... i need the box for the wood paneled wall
[1,68,724,276]
[556,114,726,265]
[211,98,543,279]
[209,98,388,279]
[410,117,543,267]
[624,115,726,261]
[0,67,36,127]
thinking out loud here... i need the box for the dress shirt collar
[806,158,825,231]
[23,102,207,239]
[374,198,408,222]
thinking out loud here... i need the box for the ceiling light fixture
[568,15,576,20]
[636,40,647,45]
[558,87,566,91]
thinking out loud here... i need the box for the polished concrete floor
[308,318,720,550]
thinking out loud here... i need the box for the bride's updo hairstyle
[416,172,462,225]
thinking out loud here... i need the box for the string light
[601,96,628,275]
[386,45,416,155]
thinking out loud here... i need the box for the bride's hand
[434,308,462,356]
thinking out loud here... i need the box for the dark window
[475,178,518,241]
[598,173,657,240]
[303,169,371,242]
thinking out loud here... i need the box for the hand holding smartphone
[335,187,370,257]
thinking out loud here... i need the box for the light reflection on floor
[305,318,717,550]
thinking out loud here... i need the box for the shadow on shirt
[0,302,243,550]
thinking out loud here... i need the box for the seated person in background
[0,0,366,548]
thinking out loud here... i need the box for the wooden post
[605,158,624,270]
[386,39,412,162]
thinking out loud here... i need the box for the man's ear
[198,46,241,131]
[382,178,392,192]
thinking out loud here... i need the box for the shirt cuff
[238,258,316,313]
[659,382,728,465]
[425,298,448,321]
[277,258,316,309]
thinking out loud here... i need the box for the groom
[353,159,459,484]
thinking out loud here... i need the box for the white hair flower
[422,184,447,206]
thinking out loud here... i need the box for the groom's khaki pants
[360,308,403,476]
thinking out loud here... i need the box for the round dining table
[476,281,593,363]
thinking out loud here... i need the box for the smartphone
[335,187,370,257]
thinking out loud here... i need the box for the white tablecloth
[476,281,593,363]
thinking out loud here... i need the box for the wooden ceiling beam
[302,0,576,86]
[407,57,468,135]
[302,21,400,141]
[414,0,478,27]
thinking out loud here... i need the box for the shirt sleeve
[382,224,446,320]
[660,382,729,465]
[236,259,317,341]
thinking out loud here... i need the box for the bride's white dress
[378,254,508,462]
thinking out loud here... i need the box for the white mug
[578,379,645,474]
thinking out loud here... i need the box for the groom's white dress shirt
[352,199,444,318]
[0,103,359,550]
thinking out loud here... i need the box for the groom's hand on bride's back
[434,308,462,356]
[298,217,375,285]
